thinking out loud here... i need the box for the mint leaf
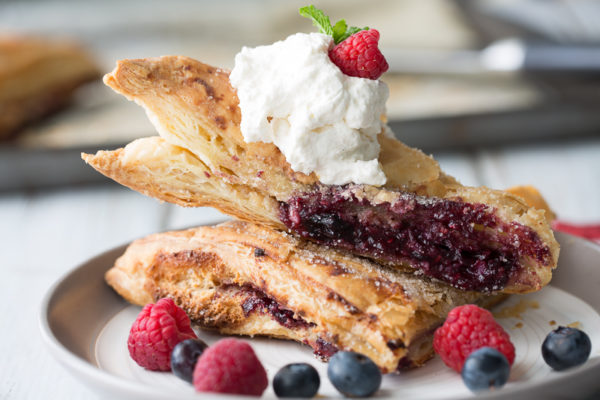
[299,5,333,36]
[299,5,369,44]
[331,19,348,44]
[337,26,369,43]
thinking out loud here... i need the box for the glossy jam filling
[240,284,315,330]
[279,186,551,292]
[314,337,339,359]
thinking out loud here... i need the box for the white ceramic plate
[40,232,600,399]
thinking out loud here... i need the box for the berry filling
[237,285,344,362]
[279,186,551,292]
[312,337,339,360]
[239,284,315,330]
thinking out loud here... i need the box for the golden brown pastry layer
[0,36,99,138]
[84,56,559,294]
[107,220,504,372]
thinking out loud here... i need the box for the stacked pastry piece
[84,56,559,372]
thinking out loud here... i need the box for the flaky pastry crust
[84,56,559,294]
[107,220,504,372]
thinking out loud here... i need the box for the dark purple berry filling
[279,186,551,292]
[238,285,343,361]
[311,337,339,360]
[240,284,315,330]
[396,356,416,370]
[236,285,347,362]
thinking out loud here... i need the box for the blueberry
[170,338,208,383]
[542,326,591,371]
[461,347,510,392]
[273,363,320,398]
[327,351,382,398]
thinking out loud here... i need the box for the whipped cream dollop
[229,32,389,186]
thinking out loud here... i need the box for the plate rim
[39,231,600,399]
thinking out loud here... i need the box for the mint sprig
[299,5,333,36]
[299,5,368,45]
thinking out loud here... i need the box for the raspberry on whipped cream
[229,32,389,186]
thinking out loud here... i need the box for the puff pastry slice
[106,220,505,372]
[85,56,559,294]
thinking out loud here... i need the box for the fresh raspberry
[127,298,197,371]
[433,304,515,372]
[193,338,268,396]
[328,29,389,80]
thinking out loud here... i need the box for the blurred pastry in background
[506,185,556,222]
[0,35,99,140]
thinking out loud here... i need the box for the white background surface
[2,139,600,399]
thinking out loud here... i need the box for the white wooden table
[2,138,599,399]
